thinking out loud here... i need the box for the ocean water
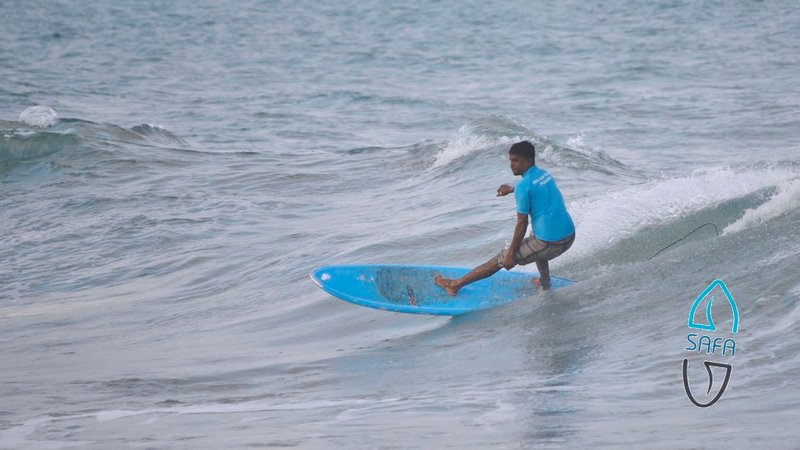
[1,0,799,448]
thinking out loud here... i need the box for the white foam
[556,166,798,263]
[19,105,58,127]
[722,178,800,235]
[433,124,520,168]
[564,133,586,149]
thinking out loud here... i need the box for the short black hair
[509,140,535,163]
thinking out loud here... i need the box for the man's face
[509,154,533,176]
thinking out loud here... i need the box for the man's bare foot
[434,274,460,296]
[531,277,550,291]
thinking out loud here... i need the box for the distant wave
[0,128,80,164]
[432,115,528,168]
[432,115,640,178]
[1,107,191,169]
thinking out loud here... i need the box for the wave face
[2,0,800,448]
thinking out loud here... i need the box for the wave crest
[433,116,638,177]
[723,177,800,235]
[19,105,58,128]
[1,112,189,169]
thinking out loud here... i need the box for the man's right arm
[496,184,515,197]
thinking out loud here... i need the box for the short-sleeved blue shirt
[515,166,575,242]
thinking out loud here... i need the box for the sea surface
[2,1,799,448]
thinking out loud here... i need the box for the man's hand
[496,184,514,197]
[503,252,516,270]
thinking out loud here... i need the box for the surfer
[435,140,575,295]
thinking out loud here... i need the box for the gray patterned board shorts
[494,233,575,267]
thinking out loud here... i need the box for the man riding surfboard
[435,140,575,295]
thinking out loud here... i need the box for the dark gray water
[2,1,799,448]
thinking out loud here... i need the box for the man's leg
[531,234,575,291]
[534,260,551,291]
[435,258,501,296]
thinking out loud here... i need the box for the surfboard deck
[310,264,574,316]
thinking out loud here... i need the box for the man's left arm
[503,213,528,270]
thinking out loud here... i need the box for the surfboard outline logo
[682,279,739,408]
[687,279,739,334]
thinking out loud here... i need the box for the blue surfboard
[310,265,574,316]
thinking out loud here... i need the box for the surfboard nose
[309,267,330,287]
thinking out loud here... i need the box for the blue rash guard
[514,166,575,242]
